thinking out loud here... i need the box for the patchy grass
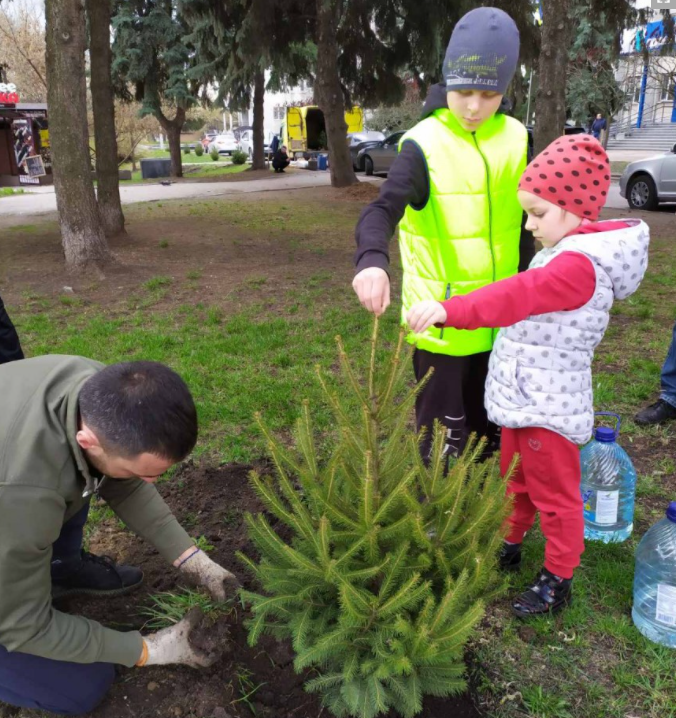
[120,162,248,184]
[6,195,676,717]
[139,588,228,630]
[610,161,629,175]
[0,187,24,197]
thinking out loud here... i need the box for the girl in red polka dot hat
[406,134,650,618]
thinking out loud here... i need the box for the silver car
[358,131,406,176]
[619,144,676,210]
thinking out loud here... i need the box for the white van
[238,130,273,161]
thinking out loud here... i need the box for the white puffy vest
[485,220,650,444]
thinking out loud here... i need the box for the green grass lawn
[120,162,249,184]
[140,147,223,163]
[5,195,676,718]
[0,187,24,197]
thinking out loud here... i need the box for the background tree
[0,0,47,102]
[326,0,539,186]
[566,5,625,144]
[45,0,109,271]
[87,0,125,236]
[112,0,208,178]
[181,0,315,171]
[534,0,573,154]
[114,100,159,170]
[367,79,424,134]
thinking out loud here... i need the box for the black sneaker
[499,541,522,572]
[634,399,676,426]
[512,567,572,618]
[52,551,143,599]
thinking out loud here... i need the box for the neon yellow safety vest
[398,107,527,356]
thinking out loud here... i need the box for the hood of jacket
[562,219,650,300]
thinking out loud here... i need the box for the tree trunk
[158,108,186,178]
[534,0,573,155]
[86,0,125,237]
[45,0,109,271]
[251,68,266,171]
[315,0,356,188]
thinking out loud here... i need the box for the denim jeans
[660,320,676,408]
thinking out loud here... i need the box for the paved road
[606,184,626,210]
[0,174,636,222]
[0,172,382,221]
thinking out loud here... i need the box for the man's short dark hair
[78,361,198,462]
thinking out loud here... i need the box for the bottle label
[656,584,676,626]
[594,490,619,525]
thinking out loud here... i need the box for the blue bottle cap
[667,502,676,523]
[595,427,616,443]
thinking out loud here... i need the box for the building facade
[615,12,676,131]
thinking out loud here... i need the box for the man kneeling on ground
[272,144,291,173]
[0,355,240,715]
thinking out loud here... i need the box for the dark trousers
[413,348,498,460]
[0,295,23,364]
[51,502,90,579]
[660,320,676,408]
[0,503,115,715]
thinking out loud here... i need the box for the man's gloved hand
[140,608,220,668]
[178,549,241,602]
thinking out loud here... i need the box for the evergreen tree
[240,321,514,718]
[180,0,314,171]
[566,3,625,137]
[112,0,209,178]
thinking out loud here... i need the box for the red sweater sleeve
[440,252,596,330]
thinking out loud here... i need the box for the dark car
[348,131,385,171]
[357,131,407,176]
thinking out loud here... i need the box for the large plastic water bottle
[632,502,676,648]
[580,413,636,543]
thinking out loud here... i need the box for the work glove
[138,608,222,668]
[178,549,241,602]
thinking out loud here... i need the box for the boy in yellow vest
[353,7,533,459]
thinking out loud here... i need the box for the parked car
[619,144,676,210]
[237,129,272,160]
[208,132,238,155]
[348,131,385,171]
[357,131,407,176]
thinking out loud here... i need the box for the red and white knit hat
[518,135,611,220]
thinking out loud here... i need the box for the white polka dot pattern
[485,220,650,444]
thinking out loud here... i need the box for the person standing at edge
[352,7,533,460]
[0,291,23,364]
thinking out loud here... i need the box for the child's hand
[406,301,447,334]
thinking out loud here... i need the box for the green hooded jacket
[0,355,195,666]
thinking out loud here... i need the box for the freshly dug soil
[55,462,482,718]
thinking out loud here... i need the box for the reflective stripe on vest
[398,108,527,356]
